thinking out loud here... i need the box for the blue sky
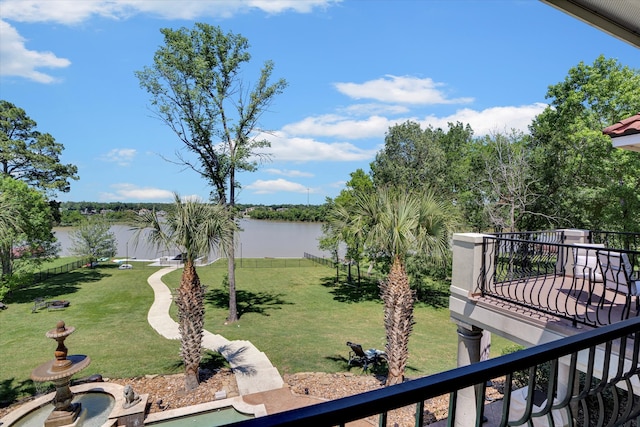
[1,0,638,205]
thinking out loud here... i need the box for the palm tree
[135,193,236,391]
[353,187,457,386]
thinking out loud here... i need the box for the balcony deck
[475,231,640,330]
[480,272,637,330]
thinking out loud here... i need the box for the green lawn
[162,260,512,376]
[0,259,512,405]
[0,262,182,404]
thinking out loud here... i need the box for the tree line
[57,202,327,225]
[362,56,640,235]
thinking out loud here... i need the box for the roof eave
[540,0,640,49]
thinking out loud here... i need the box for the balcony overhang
[540,0,640,49]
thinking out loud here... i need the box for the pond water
[145,407,253,427]
[54,219,332,260]
[12,393,114,427]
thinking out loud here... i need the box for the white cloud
[0,0,339,82]
[341,103,410,116]
[421,103,547,136]
[0,0,340,23]
[264,168,314,178]
[245,178,311,194]
[282,115,393,139]
[99,183,174,201]
[0,20,71,83]
[335,75,474,105]
[280,103,545,141]
[101,148,137,166]
[262,132,380,162]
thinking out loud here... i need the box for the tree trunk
[1,243,13,277]
[174,260,205,391]
[227,168,238,323]
[227,234,238,322]
[380,257,415,386]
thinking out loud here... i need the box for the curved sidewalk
[146,267,284,395]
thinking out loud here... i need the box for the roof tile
[602,113,640,137]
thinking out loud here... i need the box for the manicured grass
[13,256,86,276]
[163,261,512,377]
[1,259,512,405]
[0,262,181,404]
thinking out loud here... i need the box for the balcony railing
[590,230,640,252]
[227,317,640,426]
[479,234,640,327]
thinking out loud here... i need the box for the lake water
[54,219,332,259]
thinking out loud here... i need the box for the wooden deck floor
[480,273,638,329]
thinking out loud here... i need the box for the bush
[501,344,551,391]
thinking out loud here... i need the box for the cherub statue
[122,384,141,409]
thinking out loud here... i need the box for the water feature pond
[11,393,114,427]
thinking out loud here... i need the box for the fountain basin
[1,383,267,427]
[9,393,114,427]
[0,383,122,427]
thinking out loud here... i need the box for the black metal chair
[346,341,386,371]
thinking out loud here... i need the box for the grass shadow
[320,276,381,303]
[0,378,38,409]
[5,266,112,305]
[205,288,292,319]
[200,351,229,370]
[324,354,390,378]
[414,284,450,309]
[199,351,230,382]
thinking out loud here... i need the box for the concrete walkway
[146,267,284,395]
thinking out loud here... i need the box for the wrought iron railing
[492,230,567,245]
[590,230,640,255]
[226,317,640,427]
[479,236,639,327]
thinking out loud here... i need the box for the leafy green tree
[59,210,85,226]
[69,218,117,264]
[0,100,79,196]
[371,121,447,193]
[371,121,480,229]
[527,56,640,231]
[326,169,374,283]
[136,23,287,323]
[0,189,20,245]
[134,193,236,390]
[318,198,343,282]
[350,187,458,385]
[0,176,58,279]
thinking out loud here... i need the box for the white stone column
[454,323,483,427]
[560,229,590,276]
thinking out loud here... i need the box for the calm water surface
[54,219,330,259]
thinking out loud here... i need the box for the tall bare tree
[136,23,287,322]
[479,131,550,232]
